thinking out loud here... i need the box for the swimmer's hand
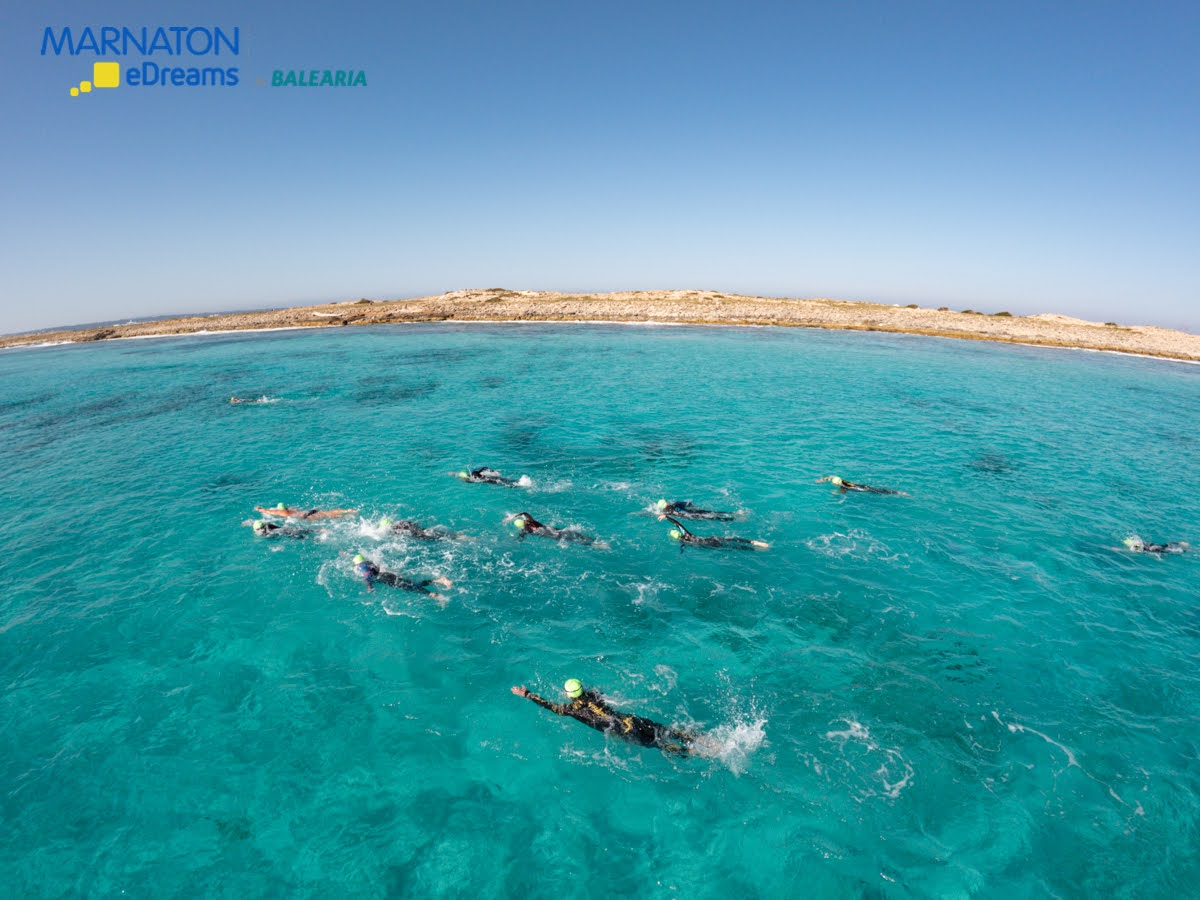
[434,577,453,589]
[511,686,529,698]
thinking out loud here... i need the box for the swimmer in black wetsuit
[664,517,768,552]
[353,554,452,599]
[452,467,524,487]
[505,512,596,545]
[817,476,908,496]
[1122,536,1189,555]
[512,679,705,756]
[249,519,322,539]
[654,499,735,521]
[378,518,470,542]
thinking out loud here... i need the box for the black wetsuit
[514,512,594,545]
[839,482,903,495]
[665,517,759,552]
[256,522,314,539]
[525,689,694,755]
[661,501,734,521]
[389,520,457,541]
[355,561,439,593]
[1139,541,1188,555]
[465,467,519,486]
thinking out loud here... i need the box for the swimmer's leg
[722,538,769,550]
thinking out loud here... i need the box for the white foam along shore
[7,321,1200,367]
[3,289,1199,363]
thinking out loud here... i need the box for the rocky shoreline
[4,289,1198,362]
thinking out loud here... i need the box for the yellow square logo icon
[93,62,120,89]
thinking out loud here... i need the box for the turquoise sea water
[1,324,1198,897]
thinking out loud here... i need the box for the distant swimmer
[512,679,714,756]
[817,476,909,496]
[255,503,358,520]
[504,512,596,545]
[451,467,528,487]
[378,517,470,542]
[654,499,735,521]
[353,554,452,600]
[229,396,275,404]
[664,516,768,552]
[1122,536,1189,555]
[248,519,323,539]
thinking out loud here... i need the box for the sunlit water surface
[1,324,1197,896]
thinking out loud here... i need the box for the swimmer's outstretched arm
[664,516,692,536]
[511,686,568,714]
[663,515,692,553]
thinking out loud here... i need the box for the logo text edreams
[42,26,240,96]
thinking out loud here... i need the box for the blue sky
[2,0,1197,333]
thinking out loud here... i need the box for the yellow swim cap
[564,679,583,699]
[353,554,365,564]
[514,517,526,529]
[669,529,682,540]
[379,518,392,528]
[829,476,843,486]
[656,499,668,510]
[276,502,286,510]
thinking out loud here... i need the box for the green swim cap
[457,470,468,478]
[564,679,583,699]
[379,517,392,528]
[656,499,668,510]
[276,502,286,510]
[829,476,843,486]
[353,554,365,564]
[513,517,526,529]
[669,529,682,540]
[252,520,265,532]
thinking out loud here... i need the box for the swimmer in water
[378,518,470,541]
[229,396,272,404]
[664,516,768,552]
[654,499,735,521]
[817,475,909,496]
[451,467,526,487]
[353,554,452,600]
[255,503,358,520]
[247,519,323,539]
[504,512,596,545]
[512,679,714,756]
[1121,536,1189,555]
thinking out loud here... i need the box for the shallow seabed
[1,324,1197,897]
